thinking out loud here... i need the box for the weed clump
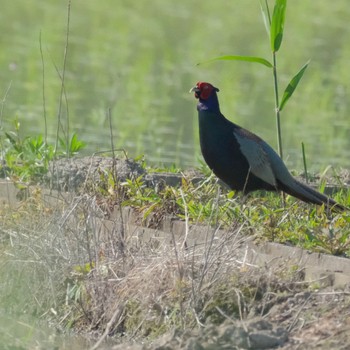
[0,183,312,341]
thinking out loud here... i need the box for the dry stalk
[90,303,125,350]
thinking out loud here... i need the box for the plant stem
[265,0,283,160]
[39,30,47,146]
[272,52,283,160]
[301,142,308,184]
[54,0,71,158]
[273,53,285,206]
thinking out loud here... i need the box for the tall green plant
[198,0,309,160]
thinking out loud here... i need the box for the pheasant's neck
[197,94,221,114]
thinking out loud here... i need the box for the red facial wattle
[191,82,219,100]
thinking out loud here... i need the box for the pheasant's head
[190,82,219,100]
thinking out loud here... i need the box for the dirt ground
[278,288,350,349]
[107,286,350,350]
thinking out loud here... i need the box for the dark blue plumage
[191,81,347,211]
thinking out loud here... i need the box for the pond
[0,1,349,171]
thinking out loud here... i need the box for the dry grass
[0,183,307,348]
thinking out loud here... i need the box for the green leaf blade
[259,0,271,36]
[270,0,287,52]
[279,60,310,111]
[197,55,273,68]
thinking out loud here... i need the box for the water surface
[0,1,349,171]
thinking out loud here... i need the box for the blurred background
[0,1,349,171]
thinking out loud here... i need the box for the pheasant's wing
[234,128,277,187]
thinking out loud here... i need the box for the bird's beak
[189,86,200,94]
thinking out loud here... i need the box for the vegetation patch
[0,171,349,347]
[0,188,307,342]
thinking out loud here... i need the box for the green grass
[117,164,350,256]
